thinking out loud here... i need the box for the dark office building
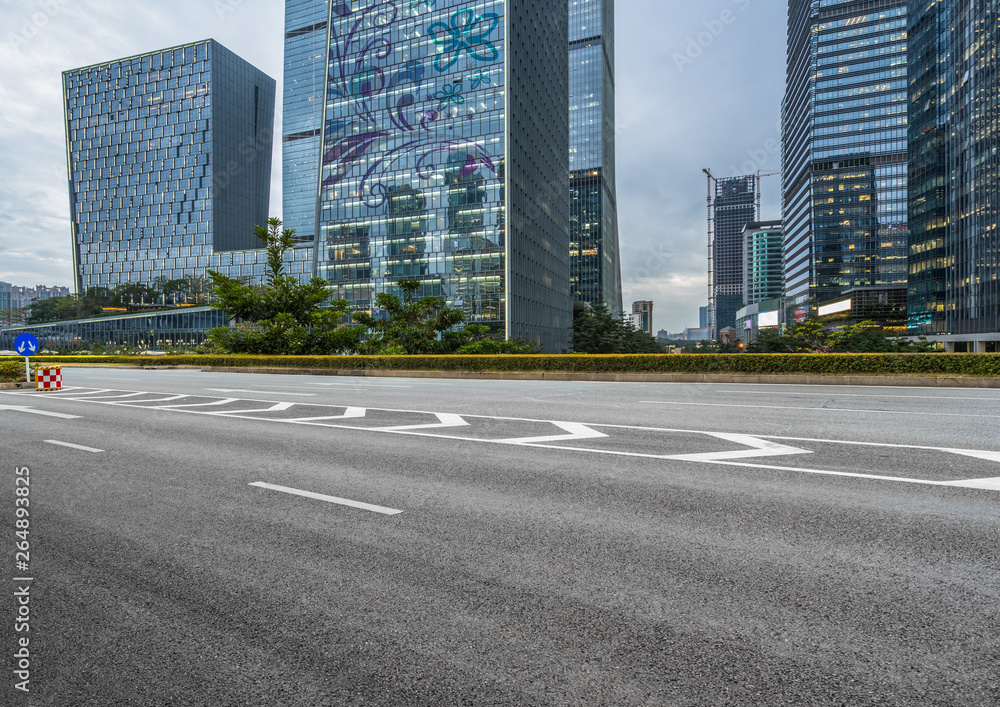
[712,174,757,334]
[908,0,1000,349]
[63,41,311,293]
[782,0,909,325]
[569,0,621,313]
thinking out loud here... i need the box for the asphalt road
[1,368,999,706]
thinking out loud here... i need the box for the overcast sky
[0,0,786,333]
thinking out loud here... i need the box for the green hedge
[2,353,999,376]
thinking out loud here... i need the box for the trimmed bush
[0,359,29,382]
[1,353,999,377]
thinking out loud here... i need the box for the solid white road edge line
[249,482,402,515]
[44,440,104,453]
[640,400,1000,418]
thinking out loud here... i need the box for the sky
[0,0,787,334]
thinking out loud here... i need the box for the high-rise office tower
[782,1,909,324]
[569,0,621,313]
[284,0,572,352]
[742,220,784,306]
[63,41,306,294]
[712,174,757,334]
[908,0,1000,348]
[283,0,330,252]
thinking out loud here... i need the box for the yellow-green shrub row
[2,354,999,377]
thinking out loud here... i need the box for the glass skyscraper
[284,0,572,352]
[782,0,909,323]
[908,0,1000,343]
[283,0,330,251]
[64,40,311,294]
[569,0,621,313]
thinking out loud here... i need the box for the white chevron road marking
[667,433,812,462]
[375,412,468,431]
[498,422,608,445]
[209,402,296,416]
[285,407,367,422]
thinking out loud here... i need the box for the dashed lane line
[249,482,403,515]
[44,440,104,453]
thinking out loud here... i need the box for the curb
[196,367,1000,388]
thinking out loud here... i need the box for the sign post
[14,334,39,383]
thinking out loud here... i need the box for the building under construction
[709,174,758,335]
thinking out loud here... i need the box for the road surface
[1,368,998,705]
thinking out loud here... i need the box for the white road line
[943,477,1000,491]
[376,412,469,431]
[640,400,1000,419]
[157,398,239,409]
[44,440,104,453]
[718,390,1000,401]
[498,421,608,445]
[315,382,413,389]
[209,402,295,416]
[0,405,80,419]
[71,392,150,400]
[285,407,366,422]
[206,389,317,396]
[669,433,812,462]
[249,482,402,515]
[118,395,191,404]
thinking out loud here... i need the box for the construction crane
[755,170,781,220]
[702,168,717,337]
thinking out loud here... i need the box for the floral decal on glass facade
[428,10,499,72]
[434,81,465,110]
[409,0,435,10]
[469,69,491,90]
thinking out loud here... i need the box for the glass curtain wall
[314,0,571,351]
[782,0,909,322]
[569,0,621,313]
[63,41,289,293]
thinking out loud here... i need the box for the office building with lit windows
[907,0,1000,350]
[781,0,909,325]
[284,0,572,352]
[64,40,312,295]
[569,0,621,313]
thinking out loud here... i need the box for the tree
[206,217,363,354]
[745,319,939,354]
[570,302,664,354]
[0,306,28,327]
[353,279,466,355]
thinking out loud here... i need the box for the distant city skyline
[0,0,787,334]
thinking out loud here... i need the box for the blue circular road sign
[14,333,40,357]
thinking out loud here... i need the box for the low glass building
[0,307,227,351]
